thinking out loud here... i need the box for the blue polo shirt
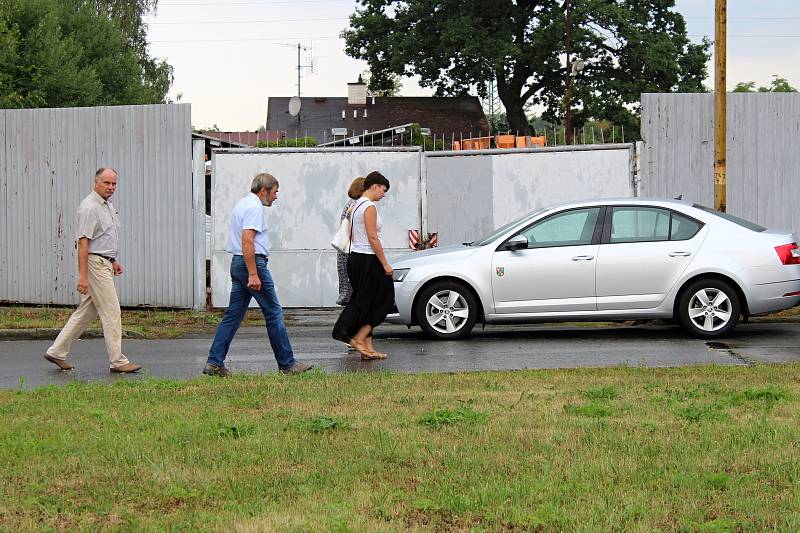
[227,193,270,256]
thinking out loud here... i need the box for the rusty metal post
[714,0,727,211]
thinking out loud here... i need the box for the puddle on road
[706,341,732,351]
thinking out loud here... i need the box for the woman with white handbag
[333,177,365,305]
[332,171,394,360]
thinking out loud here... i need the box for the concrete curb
[0,309,342,341]
[0,328,145,341]
[1,312,796,341]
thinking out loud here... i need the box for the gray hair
[251,172,278,194]
[94,167,118,181]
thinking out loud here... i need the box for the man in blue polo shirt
[204,172,312,376]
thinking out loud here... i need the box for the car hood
[390,244,481,268]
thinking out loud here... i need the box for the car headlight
[392,268,410,282]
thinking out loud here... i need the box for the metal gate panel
[0,104,195,307]
[640,93,800,233]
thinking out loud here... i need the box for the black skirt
[332,252,395,341]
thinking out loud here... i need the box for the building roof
[266,96,489,143]
[198,130,280,147]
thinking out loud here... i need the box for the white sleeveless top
[350,197,383,254]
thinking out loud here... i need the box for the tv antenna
[278,42,314,97]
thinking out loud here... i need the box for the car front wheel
[415,281,478,339]
[677,278,741,338]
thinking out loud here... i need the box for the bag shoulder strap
[348,199,370,254]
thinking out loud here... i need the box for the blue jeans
[208,255,296,370]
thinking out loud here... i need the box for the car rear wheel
[677,278,741,338]
[415,281,478,339]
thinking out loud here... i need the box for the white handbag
[331,201,365,253]
[331,216,351,253]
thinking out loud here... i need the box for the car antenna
[674,194,683,200]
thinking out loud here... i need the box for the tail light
[775,243,800,265]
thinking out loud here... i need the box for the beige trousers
[47,255,130,369]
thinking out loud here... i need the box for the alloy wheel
[424,289,470,334]
[686,287,733,332]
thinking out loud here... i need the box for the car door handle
[668,251,692,257]
[571,255,594,261]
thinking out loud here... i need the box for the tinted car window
[610,207,670,243]
[670,213,702,240]
[520,208,600,248]
[693,204,766,232]
[472,208,546,246]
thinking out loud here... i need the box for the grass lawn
[2,365,800,531]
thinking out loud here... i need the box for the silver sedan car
[387,199,800,339]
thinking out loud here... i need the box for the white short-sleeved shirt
[350,197,383,254]
[75,190,121,258]
[227,193,270,256]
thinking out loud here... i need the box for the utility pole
[714,0,727,211]
[563,0,574,144]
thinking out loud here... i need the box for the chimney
[347,74,367,106]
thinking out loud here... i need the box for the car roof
[543,197,696,212]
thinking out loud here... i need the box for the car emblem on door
[496,267,504,277]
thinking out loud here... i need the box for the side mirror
[505,235,528,251]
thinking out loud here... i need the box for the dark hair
[347,176,365,199]
[363,171,390,192]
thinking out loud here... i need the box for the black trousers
[332,252,394,341]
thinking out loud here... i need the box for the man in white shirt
[45,167,142,373]
[204,172,312,376]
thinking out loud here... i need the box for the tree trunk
[504,99,531,135]
[496,70,531,135]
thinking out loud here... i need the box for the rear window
[693,204,766,232]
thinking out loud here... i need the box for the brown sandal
[360,350,387,360]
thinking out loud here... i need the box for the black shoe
[202,363,230,377]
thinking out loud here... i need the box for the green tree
[0,0,172,108]
[343,0,709,135]
[733,75,797,93]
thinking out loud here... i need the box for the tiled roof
[266,96,489,143]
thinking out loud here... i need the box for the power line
[149,36,340,43]
[148,17,347,25]
[688,34,800,38]
[684,16,800,21]
[149,34,800,43]
[160,0,349,5]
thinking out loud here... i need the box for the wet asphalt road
[1,321,799,390]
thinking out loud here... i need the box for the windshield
[471,208,547,246]
[692,204,766,232]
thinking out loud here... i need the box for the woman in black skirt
[332,171,394,360]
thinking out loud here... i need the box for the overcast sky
[144,0,800,131]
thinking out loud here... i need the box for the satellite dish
[288,96,301,117]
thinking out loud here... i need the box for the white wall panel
[426,146,634,246]
[211,148,421,307]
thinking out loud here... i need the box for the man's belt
[89,253,116,263]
